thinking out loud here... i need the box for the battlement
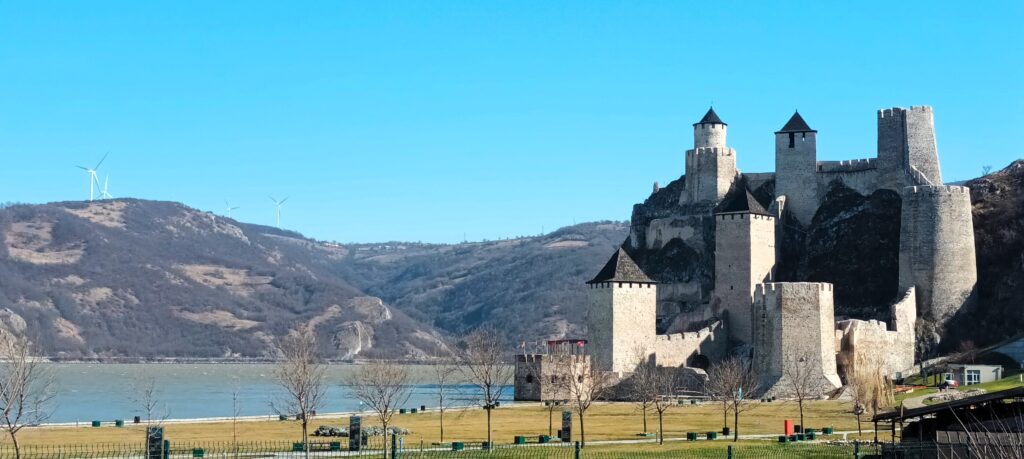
[588,282,657,289]
[756,282,833,295]
[878,106,933,118]
[817,158,877,173]
[903,185,970,196]
[687,147,736,158]
[655,319,721,342]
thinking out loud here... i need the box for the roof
[693,107,726,126]
[775,111,816,133]
[716,188,772,216]
[872,386,1024,422]
[587,247,655,284]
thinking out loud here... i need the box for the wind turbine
[269,196,288,229]
[100,175,113,199]
[76,153,107,201]
[224,200,240,218]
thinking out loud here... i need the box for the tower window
[788,132,795,148]
[526,374,534,384]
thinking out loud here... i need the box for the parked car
[939,377,959,390]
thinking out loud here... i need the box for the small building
[945,364,1003,386]
[514,339,591,402]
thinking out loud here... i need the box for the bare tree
[647,367,678,444]
[559,356,613,447]
[345,361,412,459]
[271,327,327,459]
[706,357,759,442]
[0,334,55,459]
[846,365,872,436]
[458,327,514,448]
[129,376,169,426]
[704,361,733,434]
[432,357,458,444]
[781,349,825,432]
[626,348,656,434]
[230,379,242,458]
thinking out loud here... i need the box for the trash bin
[420,405,426,411]
[192,448,204,458]
[778,435,789,443]
[115,419,124,428]
[278,414,288,421]
[399,409,407,414]
[481,442,491,450]
[451,442,464,451]
[514,436,525,444]
[706,432,717,440]
[538,435,550,444]
[133,416,141,424]
[686,432,697,441]
[411,408,418,414]
[91,420,101,427]
[722,427,730,436]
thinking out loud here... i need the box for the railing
[1,439,875,459]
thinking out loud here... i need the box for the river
[47,364,509,424]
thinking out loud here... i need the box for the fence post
[392,434,399,459]
[727,444,733,459]
[854,440,860,459]
[574,441,581,459]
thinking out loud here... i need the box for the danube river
[48,364,508,424]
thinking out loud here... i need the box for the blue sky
[1,1,1020,243]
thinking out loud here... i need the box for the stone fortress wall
[586,280,658,373]
[573,105,977,399]
[899,186,978,326]
[752,282,843,396]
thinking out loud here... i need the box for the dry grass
[15,400,869,447]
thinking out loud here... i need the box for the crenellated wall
[683,147,737,204]
[899,186,977,337]
[714,212,775,345]
[876,106,942,190]
[514,354,592,401]
[836,287,916,380]
[653,319,728,368]
[752,282,843,396]
[587,281,658,373]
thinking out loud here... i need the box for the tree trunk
[578,412,585,447]
[733,404,739,442]
[722,401,728,430]
[549,407,553,437]
[798,399,804,434]
[658,412,664,445]
[486,407,492,448]
[11,432,21,459]
[642,405,648,433]
[383,421,389,459]
[856,413,862,436]
[302,418,309,459]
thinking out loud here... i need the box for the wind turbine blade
[268,196,277,203]
[280,197,289,205]
[94,153,108,170]
[76,165,89,170]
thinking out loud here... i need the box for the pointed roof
[587,247,655,284]
[693,107,727,126]
[775,110,816,133]
[716,188,772,217]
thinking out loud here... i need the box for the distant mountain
[0,199,628,359]
[0,199,449,360]
[332,222,630,346]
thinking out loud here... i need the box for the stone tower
[877,106,943,190]
[713,189,776,345]
[683,108,737,204]
[752,282,843,396]
[774,111,818,225]
[586,248,658,373]
[898,186,977,337]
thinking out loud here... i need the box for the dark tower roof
[776,111,816,133]
[587,247,655,284]
[693,107,727,126]
[716,188,772,217]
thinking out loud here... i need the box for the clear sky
[1,2,1021,243]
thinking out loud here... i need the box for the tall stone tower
[774,111,818,225]
[898,186,977,338]
[877,106,943,189]
[683,108,737,204]
[752,282,843,396]
[713,189,776,345]
[586,248,658,373]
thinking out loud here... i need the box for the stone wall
[653,319,728,368]
[903,106,942,185]
[514,354,591,401]
[683,148,737,204]
[694,123,727,149]
[775,132,819,225]
[836,287,916,380]
[714,212,775,345]
[752,282,843,396]
[898,186,977,337]
[586,281,657,373]
[876,106,942,190]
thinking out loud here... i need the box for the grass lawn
[13,400,873,448]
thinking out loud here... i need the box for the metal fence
[2,439,873,459]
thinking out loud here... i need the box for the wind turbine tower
[100,175,113,199]
[76,154,107,201]
[269,196,288,229]
[224,200,240,218]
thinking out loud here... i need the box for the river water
[48,364,509,424]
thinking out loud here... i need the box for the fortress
[577,106,977,396]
